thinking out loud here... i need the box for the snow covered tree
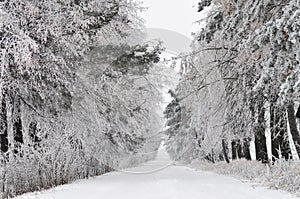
[164,0,300,164]
[0,0,167,197]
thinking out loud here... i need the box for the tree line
[0,0,169,198]
[164,0,300,164]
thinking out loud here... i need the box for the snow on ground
[15,145,298,199]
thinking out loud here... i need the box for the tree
[0,0,166,197]
[164,0,300,164]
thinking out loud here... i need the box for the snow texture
[15,145,297,199]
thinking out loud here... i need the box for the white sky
[141,0,201,38]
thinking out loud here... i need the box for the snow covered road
[16,147,297,199]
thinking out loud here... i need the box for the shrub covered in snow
[191,159,300,196]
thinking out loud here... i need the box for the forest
[165,0,300,164]
[0,0,300,198]
[0,0,177,197]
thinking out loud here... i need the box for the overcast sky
[141,0,200,38]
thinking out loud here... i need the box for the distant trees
[164,0,300,164]
[0,0,166,198]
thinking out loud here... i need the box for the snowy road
[16,146,297,199]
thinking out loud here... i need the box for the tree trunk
[237,140,243,159]
[271,105,279,160]
[231,140,237,160]
[255,130,268,163]
[249,138,256,160]
[13,96,23,146]
[264,101,272,162]
[254,104,268,163]
[20,100,30,146]
[0,92,8,153]
[296,105,300,119]
[271,106,291,160]
[222,139,230,163]
[6,95,14,159]
[243,138,251,160]
[286,102,300,158]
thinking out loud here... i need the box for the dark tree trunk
[281,126,292,160]
[286,102,300,157]
[13,97,23,145]
[222,139,230,163]
[231,140,237,160]
[296,105,300,119]
[210,149,215,163]
[14,117,23,143]
[29,121,42,150]
[254,105,269,163]
[237,140,244,158]
[255,131,268,163]
[243,138,251,160]
[0,94,8,153]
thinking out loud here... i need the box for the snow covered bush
[191,159,266,181]
[191,159,300,196]
[267,160,300,194]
